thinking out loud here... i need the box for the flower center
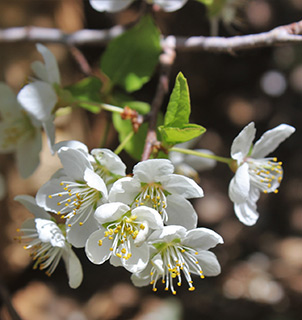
[246,157,283,193]
[98,214,145,260]
[133,183,168,221]
[48,181,102,226]
[149,242,204,294]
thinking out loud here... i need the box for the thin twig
[0,281,23,320]
[141,38,176,161]
[1,20,302,52]
[69,46,92,76]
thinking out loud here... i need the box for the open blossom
[15,195,83,289]
[0,83,42,178]
[229,122,296,226]
[109,159,203,230]
[131,225,223,294]
[86,202,163,273]
[89,0,188,13]
[36,145,108,248]
[17,43,60,152]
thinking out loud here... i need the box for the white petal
[0,82,20,117]
[122,241,149,273]
[131,263,153,287]
[94,202,129,224]
[35,218,65,247]
[91,148,126,176]
[182,228,223,251]
[133,159,174,182]
[161,174,203,198]
[62,246,83,289]
[89,0,133,12]
[17,81,57,122]
[58,147,93,181]
[148,225,186,243]
[166,195,198,230]
[153,0,188,12]
[15,195,51,220]
[85,228,112,264]
[132,206,163,229]
[196,251,221,276]
[54,140,89,153]
[231,122,256,162]
[16,128,42,178]
[84,168,108,198]
[133,222,149,246]
[234,187,260,226]
[66,213,99,248]
[108,177,141,204]
[228,163,250,203]
[42,118,56,154]
[251,124,296,158]
[31,61,48,83]
[36,43,60,84]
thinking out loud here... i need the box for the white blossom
[131,225,223,294]
[109,159,203,229]
[15,195,83,289]
[85,202,163,273]
[89,0,188,12]
[36,145,108,248]
[229,122,295,226]
[0,83,42,178]
[17,44,60,152]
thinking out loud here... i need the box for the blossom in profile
[85,202,163,273]
[229,122,295,225]
[89,0,188,13]
[17,43,61,152]
[109,159,203,230]
[131,225,223,294]
[15,195,83,289]
[36,145,108,248]
[0,83,42,178]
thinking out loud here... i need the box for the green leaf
[100,15,161,93]
[66,77,102,113]
[164,72,191,127]
[159,124,206,145]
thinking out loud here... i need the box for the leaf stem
[74,101,124,114]
[170,147,232,165]
[114,131,135,155]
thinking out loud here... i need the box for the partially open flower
[229,122,295,225]
[15,195,83,289]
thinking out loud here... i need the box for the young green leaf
[100,15,161,93]
[164,72,191,127]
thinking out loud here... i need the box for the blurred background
[0,0,301,319]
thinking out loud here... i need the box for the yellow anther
[274,189,279,194]
[98,240,103,246]
[60,182,64,186]
[164,287,169,291]
[172,291,176,295]
[140,224,145,230]
[58,193,62,197]
[171,273,177,278]
[48,195,52,199]
[57,202,61,206]
[65,203,69,207]
[264,190,268,194]
[195,261,199,264]
[200,275,205,279]
[109,228,113,235]
[278,161,283,165]
[188,287,195,291]
[162,279,165,284]
[268,183,272,188]
[177,282,181,287]
[145,195,150,199]
[67,199,71,203]
[135,199,139,203]
[195,252,198,255]
[68,224,71,227]
[140,202,144,205]
[79,222,83,226]
[273,157,277,162]
[64,187,68,191]
[108,236,113,240]
[104,231,109,237]
[150,280,155,285]
[157,196,160,200]
[110,248,113,251]
[121,248,126,254]
[116,253,122,258]
[181,249,185,253]
[152,288,157,292]
[68,193,72,197]
[150,272,154,276]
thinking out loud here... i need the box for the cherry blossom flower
[89,0,188,12]
[15,195,83,289]
[131,225,223,294]
[17,43,60,152]
[85,202,163,273]
[229,122,296,225]
[36,146,108,248]
[109,159,203,229]
[0,83,42,178]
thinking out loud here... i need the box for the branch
[0,281,23,320]
[1,20,302,52]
